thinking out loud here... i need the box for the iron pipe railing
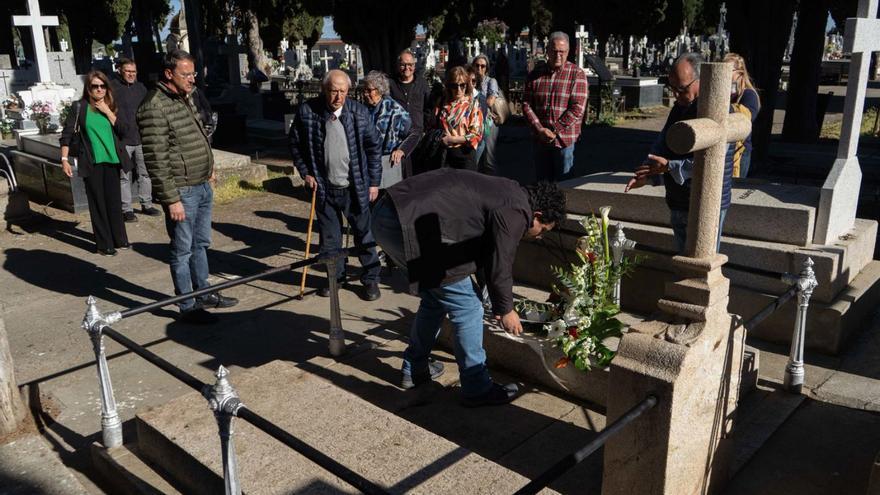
[100,325,389,495]
[514,394,658,495]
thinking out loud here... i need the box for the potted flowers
[517,206,639,372]
[29,100,55,134]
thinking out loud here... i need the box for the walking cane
[299,187,317,299]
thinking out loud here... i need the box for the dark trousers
[444,146,477,171]
[83,163,128,252]
[317,186,380,285]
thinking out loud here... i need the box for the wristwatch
[60,156,69,162]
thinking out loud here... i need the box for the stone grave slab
[212,148,267,185]
[11,134,88,213]
[614,76,663,109]
[47,51,82,92]
[562,172,819,246]
[137,360,556,494]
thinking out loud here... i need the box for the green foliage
[536,209,640,371]
[472,18,508,45]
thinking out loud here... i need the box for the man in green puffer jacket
[137,49,238,324]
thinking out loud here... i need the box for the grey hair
[674,52,703,78]
[472,54,490,67]
[548,31,570,46]
[398,49,415,62]
[322,69,352,90]
[364,70,390,96]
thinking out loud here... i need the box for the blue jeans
[164,182,213,312]
[317,186,380,284]
[670,208,728,254]
[739,148,752,178]
[533,142,574,182]
[404,277,492,398]
[372,198,493,398]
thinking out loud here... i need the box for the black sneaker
[141,206,162,216]
[179,308,219,325]
[116,243,131,250]
[197,292,239,309]
[401,360,445,390]
[123,211,138,223]
[362,282,381,301]
[461,383,520,408]
[97,248,117,256]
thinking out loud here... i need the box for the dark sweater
[109,75,147,146]
[386,168,531,315]
[389,77,429,156]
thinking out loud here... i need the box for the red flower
[586,252,597,263]
[568,326,579,338]
[554,356,570,368]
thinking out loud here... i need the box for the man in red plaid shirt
[523,31,588,182]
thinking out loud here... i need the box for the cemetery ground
[3,85,880,493]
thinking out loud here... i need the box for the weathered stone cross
[12,0,59,83]
[813,0,879,244]
[659,62,752,322]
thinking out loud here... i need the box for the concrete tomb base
[516,172,880,354]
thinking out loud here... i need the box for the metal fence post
[610,223,635,307]
[203,366,243,495]
[783,258,818,394]
[325,254,346,357]
[82,296,123,448]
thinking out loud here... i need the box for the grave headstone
[47,51,81,92]
[813,0,879,244]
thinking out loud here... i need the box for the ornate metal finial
[204,365,243,416]
[610,223,637,265]
[81,296,122,335]
[798,257,818,294]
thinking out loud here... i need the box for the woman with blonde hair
[431,65,484,170]
[724,52,760,178]
[60,70,133,255]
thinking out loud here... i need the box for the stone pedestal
[603,303,744,495]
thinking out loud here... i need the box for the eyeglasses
[90,83,106,90]
[474,63,487,68]
[399,62,415,68]
[446,82,467,90]
[666,77,699,95]
[122,69,137,74]
[327,89,347,97]
[365,87,379,94]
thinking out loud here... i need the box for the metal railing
[81,249,391,494]
[514,394,658,495]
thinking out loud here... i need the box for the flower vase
[37,120,50,135]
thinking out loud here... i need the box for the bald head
[323,69,351,111]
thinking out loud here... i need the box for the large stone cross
[12,0,59,83]
[659,62,752,322]
[813,0,879,244]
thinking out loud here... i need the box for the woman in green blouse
[60,70,134,256]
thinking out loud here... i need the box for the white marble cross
[575,25,589,68]
[12,0,59,83]
[814,0,879,244]
[319,51,333,72]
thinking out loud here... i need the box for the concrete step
[212,149,268,186]
[90,442,183,495]
[134,359,562,494]
[515,229,880,355]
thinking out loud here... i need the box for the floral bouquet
[29,100,55,130]
[518,207,639,372]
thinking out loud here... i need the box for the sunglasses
[474,64,487,68]
[447,82,467,90]
[90,83,106,90]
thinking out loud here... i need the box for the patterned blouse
[368,96,412,155]
[437,97,484,149]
